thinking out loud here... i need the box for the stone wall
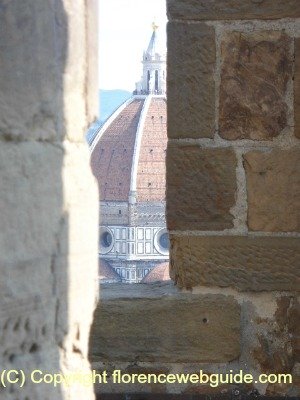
[0,1,98,399]
[90,1,300,398]
[166,0,300,396]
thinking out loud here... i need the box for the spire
[134,23,166,96]
[145,22,160,60]
[146,31,156,59]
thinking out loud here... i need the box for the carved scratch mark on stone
[171,236,300,291]
[0,296,54,362]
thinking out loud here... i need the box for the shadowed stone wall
[166,0,300,396]
[0,1,98,399]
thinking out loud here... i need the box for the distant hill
[99,89,131,123]
[86,89,132,145]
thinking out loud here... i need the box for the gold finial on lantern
[152,21,159,31]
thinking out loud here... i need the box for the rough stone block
[167,0,300,20]
[0,2,98,399]
[56,142,99,353]
[295,38,300,139]
[0,0,97,142]
[170,236,300,291]
[62,142,99,256]
[167,22,215,138]
[219,31,292,140]
[244,149,300,232]
[0,142,63,299]
[90,283,240,363]
[0,140,98,362]
[0,1,67,141]
[166,145,237,230]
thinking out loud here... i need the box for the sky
[98,0,167,91]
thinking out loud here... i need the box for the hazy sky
[98,0,167,91]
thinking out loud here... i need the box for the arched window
[147,70,150,92]
[155,70,158,91]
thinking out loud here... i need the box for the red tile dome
[90,95,167,203]
[141,262,170,283]
[99,259,121,283]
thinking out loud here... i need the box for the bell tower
[135,23,166,95]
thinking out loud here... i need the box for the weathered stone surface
[170,236,300,291]
[244,149,300,232]
[0,0,97,143]
[252,296,300,377]
[167,22,215,138]
[251,296,298,396]
[90,283,240,363]
[275,296,291,331]
[288,299,300,362]
[0,1,67,141]
[0,2,98,399]
[63,0,98,141]
[62,142,99,257]
[295,38,300,139]
[166,145,237,230]
[167,0,300,20]
[0,139,98,356]
[292,337,300,363]
[0,141,63,300]
[0,141,97,297]
[273,297,300,366]
[252,333,294,374]
[56,142,99,355]
[293,363,300,386]
[86,0,99,125]
[287,299,300,337]
[184,383,254,395]
[0,140,98,399]
[219,31,292,140]
[266,381,300,398]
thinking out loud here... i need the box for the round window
[101,231,112,248]
[154,228,169,256]
[159,233,169,250]
[99,226,114,255]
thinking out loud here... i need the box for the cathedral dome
[90,95,167,203]
[89,25,168,284]
[99,259,121,283]
[141,262,170,283]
